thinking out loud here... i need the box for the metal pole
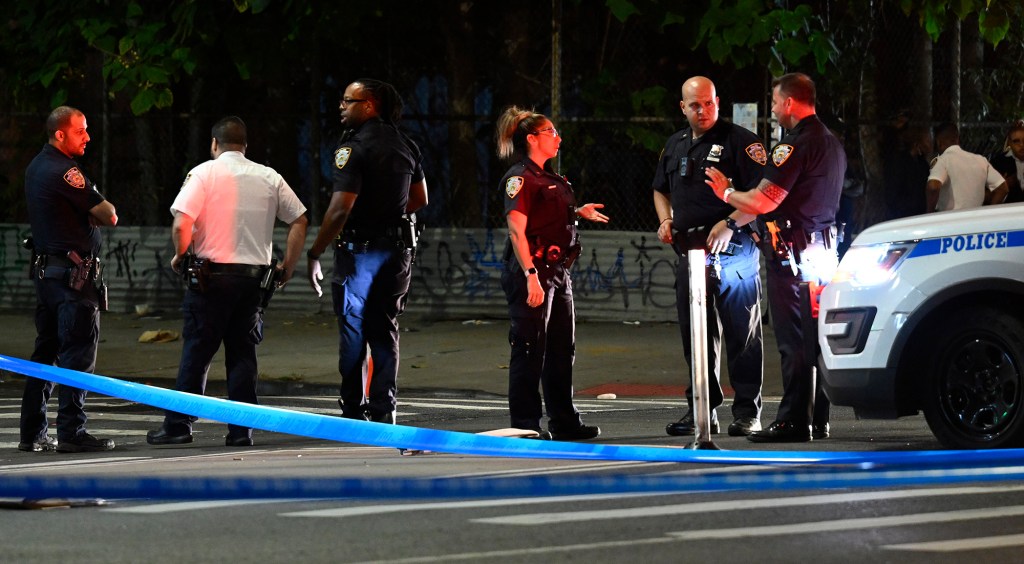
[687,247,719,450]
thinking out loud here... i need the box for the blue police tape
[4,354,1024,468]
[3,464,1024,500]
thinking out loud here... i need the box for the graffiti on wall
[0,225,679,321]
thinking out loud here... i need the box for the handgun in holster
[400,213,423,262]
[259,258,284,309]
[764,220,799,275]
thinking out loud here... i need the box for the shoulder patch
[745,143,768,166]
[63,167,86,189]
[334,147,353,170]
[505,176,524,199]
[772,144,794,167]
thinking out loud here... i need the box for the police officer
[652,76,766,438]
[306,79,428,424]
[495,105,608,441]
[707,72,845,442]
[20,106,117,453]
[147,116,308,447]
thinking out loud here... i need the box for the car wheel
[923,307,1024,449]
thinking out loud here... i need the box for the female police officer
[495,106,608,441]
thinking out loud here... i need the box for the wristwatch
[723,187,736,203]
[524,267,538,278]
[724,217,739,231]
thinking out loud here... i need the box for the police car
[818,203,1024,449]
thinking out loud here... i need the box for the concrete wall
[0,224,680,323]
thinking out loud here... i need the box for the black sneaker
[18,435,58,452]
[56,432,115,453]
[551,424,601,441]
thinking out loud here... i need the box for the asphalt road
[0,384,1022,563]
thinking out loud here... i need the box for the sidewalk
[0,309,784,400]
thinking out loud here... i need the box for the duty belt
[206,262,269,278]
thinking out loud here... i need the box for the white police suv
[818,203,1024,449]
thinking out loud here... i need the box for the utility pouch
[182,253,208,292]
[97,280,109,312]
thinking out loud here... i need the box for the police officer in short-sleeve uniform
[21,106,117,453]
[652,76,767,438]
[146,116,309,448]
[706,73,844,443]
[495,106,607,441]
[306,79,428,424]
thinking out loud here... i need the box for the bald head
[680,76,719,136]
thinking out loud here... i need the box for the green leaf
[606,0,640,23]
[775,37,811,65]
[38,63,66,87]
[130,88,157,115]
[978,8,1010,46]
[127,1,144,18]
[119,36,134,55]
[144,66,170,84]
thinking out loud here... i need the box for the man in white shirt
[147,116,308,447]
[927,122,1007,212]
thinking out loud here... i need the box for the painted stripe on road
[472,484,1024,525]
[104,498,315,514]
[885,533,1024,552]
[282,492,666,518]
[667,505,1024,540]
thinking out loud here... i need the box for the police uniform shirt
[332,118,424,231]
[501,159,576,251]
[928,145,1006,211]
[25,144,106,256]
[762,115,846,232]
[990,149,1024,203]
[171,151,307,265]
[652,120,766,231]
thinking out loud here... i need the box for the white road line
[471,485,1024,525]
[281,492,669,518]
[349,505,1024,563]
[104,499,316,514]
[0,413,165,421]
[884,533,1024,552]
[441,460,676,478]
[667,505,1024,540]
[0,457,151,471]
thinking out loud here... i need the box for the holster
[259,258,284,309]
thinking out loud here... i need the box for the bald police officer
[653,76,766,438]
[21,106,117,453]
[306,79,428,424]
[707,72,845,442]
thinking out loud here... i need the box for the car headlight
[832,242,916,287]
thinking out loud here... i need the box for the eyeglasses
[532,127,559,138]
[341,98,368,107]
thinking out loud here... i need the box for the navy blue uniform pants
[21,278,99,443]
[765,241,836,426]
[501,263,583,433]
[674,233,763,420]
[163,274,263,441]
[331,247,411,419]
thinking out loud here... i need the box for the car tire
[923,307,1024,449]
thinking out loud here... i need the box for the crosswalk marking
[471,485,1024,525]
[884,533,1024,552]
[104,499,315,514]
[667,505,1024,540]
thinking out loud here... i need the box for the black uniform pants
[765,241,837,426]
[21,278,99,443]
[501,263,583,433]
[331,246,411,420]
[674,233,763,420]
[163,274,263,441]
